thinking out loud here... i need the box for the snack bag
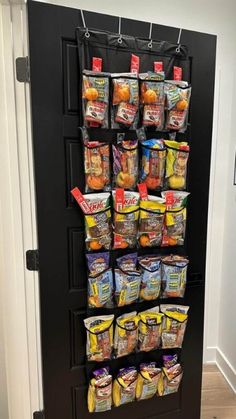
[165,82,191,132]
[162,255,189,298]
[71,188,112,251]
[140,139,166,190]
[136,362,162,401]
[163,354,178,369]
[161,304,189,348]
[87,367,112,413]
[114,312,139,358]
[139,255,162,300]
[86,253,114,308]
[162,357,183,395]
[111,73,139,129]
[138,307,163,352]
[165,140,189,190]
[82,128,111,192]
[140,72,165,129]
[113,190,140,249]
[82,70,109,128]
[161,191,190,246]
[139,195,166,248]
[113,134,138,190]
[113,367,138,407]
[114,253,141,306]
[84,315,114,361]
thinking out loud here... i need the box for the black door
[27,2,216,418]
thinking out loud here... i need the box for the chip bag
[136,362,162,401]
[114,253,141,306]
[87,367,112,413]
[162,255,189,298]
[82,70,109,128]
[162,359,183,396]
[113,190,140,249]
[165,82,191,132]
[140,139,166,190]
[114,312,139,358]
[140,72,165,129]
[113,367,138,407]
[139,255,162,301]
[138,307,163,352]
[161,304,189,348]
[84,315,114,361]
[165,140,189,190]
[161,191,190,246]
[86,253,113,308]
[111,73,139,129]
[139,195,166,248]
[113,134,138,190]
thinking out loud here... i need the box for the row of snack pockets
[82,59,191,131]
[84,304,189,362]
[88,355,183,413]
[87,252,189,309]
[71,188,190,251]
[82,127,189,193]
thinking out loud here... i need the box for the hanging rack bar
[80,10,90,38]
[148,22,153,49]
[118,16,123,44]
[176,28,183,53]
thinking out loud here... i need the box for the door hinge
[16,56,30,83]
[33,411,45,419]
[26,249,39,271]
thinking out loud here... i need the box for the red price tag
[92,57,102,72]
[71,187,90,213]
[173,66,182,81]
[130,54,140,74]
[154,61,163,72]
[115,188,125,212]
[138,183,148,201]
[165,191,175,209]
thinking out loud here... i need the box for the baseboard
[216,347,236,394]
[203,346,216,363]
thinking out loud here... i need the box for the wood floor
[201,365,236,419]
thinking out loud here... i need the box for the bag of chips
[140,72,165,129]
[165,140,189,190]
[161,191,190,246]
[111,73,139,129]
[139,255,162,300]
[139,195,166,248]
[113,367,138,407]
[165,82,191,132]
[87,367,112,413]
[113,134,138,190]
[82,127,111,192]
[114,253,141,307]
[114,312,139,358]
[113,190,140,249]
[161,304,189,348]
[162,255,189,298]
[136,362,162,401]
[86,253,114,308]
[140,139,166,190]
[84,315,114,361]
[162,357,183,395]
[138,307,163,352]
[82,70,109,128]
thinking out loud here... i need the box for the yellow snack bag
[161,304,189,348]
[165,140,189,190]
[87,367,112,413]
[114,312,139,358]
[84,315,114,361]
[138,307,163,352]
[113,367,138,407]
[136,362,162,401]
[161,191,190,246]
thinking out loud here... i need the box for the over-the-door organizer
[72,26,193,414]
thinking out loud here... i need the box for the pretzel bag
[140,72,165,129]
[114,312,139,358]
[162,255,189,298]
[84,315,114,361]
[87,253,113,308]
[82,70,109,128]
[138,307,163,352]
[136,362,162,401]
[115,253,141,306]
[113,136,138,190]
[165,82,191,132]
[139,196,166,248]
[87,367,112,413]
[161,304,189,348]
[140,139,166,190]
[111,73,139,129]
[113,190,140,249]
[165,140,189,190]
[139,255,162,301]
[113,367,138,407]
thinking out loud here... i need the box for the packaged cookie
[86,253,114,308]
[87,367,112,413]
[139,195,166,248]
[140,72,165,129]
[136,362,162,401]
[82,70,109,128]
[115,253,141,307]
[113,190,140,249]
[165,82,191,132]
[113,134,138,190]
[84,315,114,362]
[138,307,163,352]
[111,73,139,129]
[160,304,189,348]
[162,255,189,298]
[161,191,190,246]
[140,139,166,190]
[113,367,138,407]
[165,140,189,190]
[139,255,162,301]
[114,312,139,358]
